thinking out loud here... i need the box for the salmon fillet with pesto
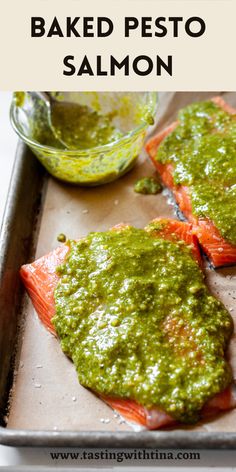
[146,97,236,267]
[20,218,235,429]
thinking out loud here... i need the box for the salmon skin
[20,218,235,429]
[146,97,236,268]
[103,386,236,430]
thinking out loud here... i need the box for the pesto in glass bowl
[10,92,158,185]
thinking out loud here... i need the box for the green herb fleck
[134,177,162,195]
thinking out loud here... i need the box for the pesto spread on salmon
[156,100,236,244]
[53,223,232,423]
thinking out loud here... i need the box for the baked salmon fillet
[20,218,235,429]
[146,97,236,268]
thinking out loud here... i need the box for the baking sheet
[6,92,236,434]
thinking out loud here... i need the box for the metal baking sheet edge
[1,143,236,448]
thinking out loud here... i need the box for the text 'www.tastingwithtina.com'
[49,448,201,463]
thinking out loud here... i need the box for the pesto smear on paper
[134,177,162,194]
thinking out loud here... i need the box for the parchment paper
[7,92,236,432]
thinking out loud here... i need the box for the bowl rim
[10,92,158,156]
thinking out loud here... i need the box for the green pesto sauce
[14,92,156,185]
[57,233,67,243]
[29,101,122,151]
[15,91,25,108]
[157,100,236,244]
[14,92,122,150]
[50,102,122,150]
[134,177,162,195]
[53,224,232,423]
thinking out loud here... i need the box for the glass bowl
[10,92,158,186]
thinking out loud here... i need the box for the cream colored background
[0,0,235,90]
